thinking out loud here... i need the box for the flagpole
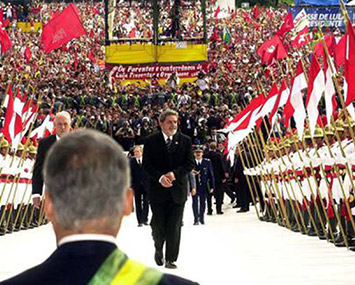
[235,143,261,219]
[258,78,325,236]
[245,130,281,223]
[268,127,306,233]
[318,27,355,238]
[276,123,337,240]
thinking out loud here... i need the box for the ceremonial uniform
[192,156,215,224]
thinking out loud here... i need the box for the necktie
[166,137,172,152]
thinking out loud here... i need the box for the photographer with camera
[115,121,135,151]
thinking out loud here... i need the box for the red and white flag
[269,79,290,127]
[306,55,326,136]
[291,26,311,48]
[2,85,14,143]
[226,94,265,160]
[214,6,220,20]
[30,114,54,142]
[283,60,307,137]
[335,35,346,68]
[41,3,86,53]
[255,84,279,129]
[258,35,288,65]
[344,21,355,107]
[276,12,294,37]
[323,59,336,125]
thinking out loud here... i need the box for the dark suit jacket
[204,150,226,183]
[143,131,193,205]
[1,241,198,285]
[32,135,57,196]
[130,157,148,193]
[194,158,215,195]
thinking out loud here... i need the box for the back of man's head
[210,142,217,150]
[44,129,130,231]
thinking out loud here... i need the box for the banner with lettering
[106,63,204,80]
[289,6,354,30]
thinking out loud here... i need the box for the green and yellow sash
[89,249,163,285]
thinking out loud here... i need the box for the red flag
[291,26,311,48]
[24,46,32,64]
[88,50,97,63]
[276,12,294,37]
[128,28,136,39]
[335,35,346,68]
[0,24,13,54]
[344,21,355,106]
[41,3,86,53]
[261,45,278,66]
[92,6,99,15]
[0,9,10,28]
[243,11,252,24]
[253,5,259,19]
[258,35,288,64]
[89,29,94,39]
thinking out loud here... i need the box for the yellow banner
[105,42,207,65]
[106,43,156,65]
[157,43,207,63]
[17,22,43,32]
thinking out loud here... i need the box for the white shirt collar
[56,135,60,141]
[195,159,202,164]
[58,234,117,247]
[162,132,172,142]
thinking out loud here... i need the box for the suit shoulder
[39,135,56,146]
[145,132,161,143]
[159,273,199,285]
[203,158,210,162]
[1,264,43,285]
[179,133,191,142]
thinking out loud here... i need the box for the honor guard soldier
[192,145,215,225]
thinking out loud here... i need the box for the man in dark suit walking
[31,111,71,224]
[232,147,251,213]
[130,145,149,227]
[2,130,198,285]
[204,142,227,215]
[143,109,194,269]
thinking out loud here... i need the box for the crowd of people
[109,0,205,40]
[2,0,355,249]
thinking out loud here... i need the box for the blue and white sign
[295,0,344,5]
[289,6,354,29]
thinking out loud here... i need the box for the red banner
[107,63,204,80]
[41,3,86,53]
